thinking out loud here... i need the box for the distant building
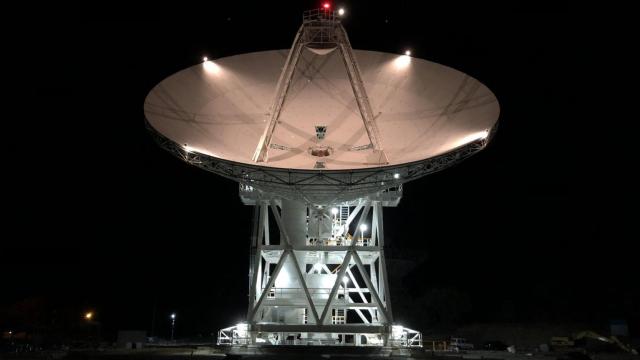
[610,320,629,337]
[116,330,146,349]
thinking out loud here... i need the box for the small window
[315,125,327,140]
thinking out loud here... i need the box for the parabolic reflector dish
[145,49,499,204]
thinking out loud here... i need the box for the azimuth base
[217,197,421,348]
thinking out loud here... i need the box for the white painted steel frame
[244,199,401,345]
[252,12,387,164]
[145,118,494,205]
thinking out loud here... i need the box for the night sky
[5,2,635,341]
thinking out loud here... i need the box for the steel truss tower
[216,188,421,347]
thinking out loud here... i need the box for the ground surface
[1,347,637,360]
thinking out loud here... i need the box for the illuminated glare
[360,224,367,232]
[183,144,206,155]
[454,130,490,148]
[236,323,248,340]
[343,276,349,284]
[275,268,290,287]
[393,173,400,179]
[203,60,221,74]
[203,56,208,62]
[404,50,411,56]
[85,312,93,320]
[393,54,411,69]
[171,313,176,319]
[338,8,345,16]
[331,207,338,215]
[392,325,404,336]
[323,2,330,9]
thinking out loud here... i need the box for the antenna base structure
[217,196,422,348]
[252,8,388,165]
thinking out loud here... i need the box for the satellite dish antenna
[144,6,499,349]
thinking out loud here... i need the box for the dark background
[4,2,635,342]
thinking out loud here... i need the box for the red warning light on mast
[323,2,331,9]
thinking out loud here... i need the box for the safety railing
[388,326,423,348]
[302,8,337,23]
[264,287,332,300]
[307,237,372,246]
[261,287,370,303]
[217,324,250,345]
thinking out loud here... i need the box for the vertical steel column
[376,201,394,323]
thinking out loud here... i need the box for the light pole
[359,224,367,244]
[170,313,176,341]
[84,312,93,342]
[342,276,349,299]
[331,207,339,240]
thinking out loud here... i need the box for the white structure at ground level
[221,194,423,347]
[144,7,499,348]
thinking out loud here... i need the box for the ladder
[340,206,350,224]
